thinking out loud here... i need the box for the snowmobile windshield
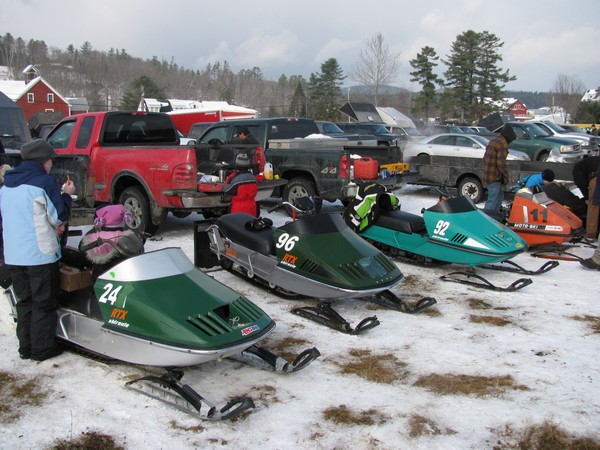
[280,213,347,236]
[427,195,477,214]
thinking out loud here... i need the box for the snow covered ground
[1,185,599,449]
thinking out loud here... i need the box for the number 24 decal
[433,220,450,236]
[99,283,124,306]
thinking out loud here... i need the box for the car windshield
[321,122,344,133]
[543,122,567,133]
[365,124,390,133]
[470,135,490,146]
[521,123,551,138]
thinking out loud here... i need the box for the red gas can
[353,157,379,179]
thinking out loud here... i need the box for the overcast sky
[2,0,599,93]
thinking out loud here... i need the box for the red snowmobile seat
[216,213,275,255]
[375,210,427,234]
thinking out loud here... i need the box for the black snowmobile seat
[216,213,276,255]
[376,210,426,234]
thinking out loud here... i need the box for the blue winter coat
[0,161,72,265]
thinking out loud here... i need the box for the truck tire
[119,186,159,235]
[283,177,321,213]
[458,176,484,203]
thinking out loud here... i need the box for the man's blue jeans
[484,181,504,213]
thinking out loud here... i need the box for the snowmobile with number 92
[1,231,319,421]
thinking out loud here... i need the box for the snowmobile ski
[477,259,559,275]
[439,271,533,292]
[126,370,255,421]
[530,250,582,262]
[229,344,321,373]
[291,302,381,335]
[369,290,438,314]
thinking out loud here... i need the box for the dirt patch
[337,348,408,384]
[572,315,600,334]
[469,314,512,327]
[408,413,456,437]
[468,298,493,310]
[52,431,125,450]
[0,370,48,423]
[494,421,600,449]
[322,404,386,426]
[414,373,529,397]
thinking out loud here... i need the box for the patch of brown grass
[322,404,386,426]
[468,298,493,310]
[408,414,456,438]
[0,370,48,423]
[169,420,206,432]
[262,336,312,362]
[469,314,512,327]
[414,373,529,397]
[337,349,408,384]
[494,422,600,450]
[52,431,124,450]
[572,315,600,334]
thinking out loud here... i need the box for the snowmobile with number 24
[1,233,319,421]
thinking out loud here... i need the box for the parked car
[526,120,598,156]
[420,124,465,136]
[336,122,400,146]
[458,125,496,138]
[385,125,423,141]
[314,121,377,145]
[177,130,196,146]
[403,133,530,162]
[503,122,584,162]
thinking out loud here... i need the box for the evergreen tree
[308,58,345,121]
[120,75,166,110]
[288,81,307,117]
[409,46,442,120]
[443,30,515,123]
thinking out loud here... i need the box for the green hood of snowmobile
[274,213,402,290]
[94,248,273,350]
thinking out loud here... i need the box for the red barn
[0,65,70,123]
[508,99,529,120]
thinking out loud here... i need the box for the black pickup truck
[196,117,414,210]
[408,155,575,203]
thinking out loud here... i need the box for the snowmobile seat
[216,213,276,255]
[376,209,426,234]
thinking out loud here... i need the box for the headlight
[559,145,574,153]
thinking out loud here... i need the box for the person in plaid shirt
[483,124,516,213]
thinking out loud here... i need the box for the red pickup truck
[47,111,282,234]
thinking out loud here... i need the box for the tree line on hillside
[1,31,597,125]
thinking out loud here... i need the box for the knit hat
[500,124,517,144]
[21,139,58,163]
[94,204,131,230]
[235,153,251,168]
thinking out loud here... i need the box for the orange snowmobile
[503,186,584,246]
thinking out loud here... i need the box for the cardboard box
[60,265,93,292]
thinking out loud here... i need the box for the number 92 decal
[433,220,450,236]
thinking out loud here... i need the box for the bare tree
[550,74,586,123]
[351,33,400,106]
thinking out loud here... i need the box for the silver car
[403,133,530,162]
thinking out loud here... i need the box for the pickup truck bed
[409,155,575,203]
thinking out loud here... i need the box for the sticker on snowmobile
[281,253,298,268]
[226,247,237,258]
[99,283,123,306]
[433,220,450,236]
[508,222,564,231]
[241,325,260,336]
[276,233,299,251]
[108,307,130,328]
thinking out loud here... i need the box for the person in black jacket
[572,156,600,239]
[581,174,600,270]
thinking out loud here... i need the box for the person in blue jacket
[518,168,555,189]
[0,139,75,361]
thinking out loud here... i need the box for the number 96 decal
[276,233,299,251]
